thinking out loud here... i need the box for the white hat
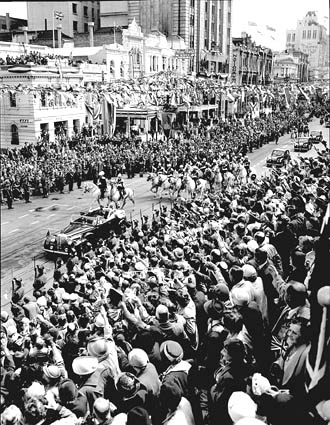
[99,171,105,176]
[247,240,258,254]
[26,382,46,398]
[128,348,149,368]
[95,314,105,328]
[231,287,252,306]
[72,356,98,375]
[228,391,257,423]
[242,264,257,278]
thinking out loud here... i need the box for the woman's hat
[58,379,77,402]
[116,372,141,399]
[127,407,152,425]
[43,365,61,380]
[228,391,257,423]
[160,340,183,363]
[87,337,112,359]
[128,348,149,369]
[72,356,98,375]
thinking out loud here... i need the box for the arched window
[110,60,115,78]
[11,124,19,145]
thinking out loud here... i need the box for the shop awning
[116,107,159,119]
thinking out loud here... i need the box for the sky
[2,0,329,51]
[231,0,329,51]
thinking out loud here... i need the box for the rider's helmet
[99,171,105,177]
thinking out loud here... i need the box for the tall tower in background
[286,11,329,79]
[27,1,100,38]
[100,0,233,74]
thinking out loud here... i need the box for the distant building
[231,33,273,85]
[27,1,100,38]
[286,11,329,80]
[0,13,27,32]
[273,50,309,82]
[0,61,85,148]
[99,0,233,75]
[197,0,232,76]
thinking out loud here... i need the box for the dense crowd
[0,52,63,66]
[1,91,330,425]
[0,101,322,208]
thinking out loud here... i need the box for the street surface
[1,118,328,310]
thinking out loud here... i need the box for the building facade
[0,63,85,148]
[0,13,27,32]
[27,1,100,38]
[198,0,232,75]
[231,33,273,85]
[286,11,329,79]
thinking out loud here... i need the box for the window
[302,30,306,38]
[92,8,94,18]
[9,91,16,107]
[11,124,19,145]
[162,57,166,70]
[110,60,115,77]
[205,2,208,13]
[84,23,88,32]
[313,30,317,39]
[84,6,88,17]
[292,33,295,42]
[307,30,311,39]
[2,24,6,30]
[73,21,78,32]
[120,61,124,77]
[287,33,291,42]
[72,3,77,14]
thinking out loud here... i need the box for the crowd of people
[1,99,324,209]
[1,87,330,425]
[0,52,63,66]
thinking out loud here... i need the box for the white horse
[182,173,196,199]
[147,173,172,198]
[108,181,135,209]
[83,182,111,208]
[169,176,182,198]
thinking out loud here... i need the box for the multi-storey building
[27,1,100,38]
[99,0,233,74]
[231,33,273,85]
[0,62,85,148]
[198,0,232,75]
[286,11,328,79]
[273,50,309,83]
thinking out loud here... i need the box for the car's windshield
[271,150,283,157]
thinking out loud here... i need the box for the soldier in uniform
[22,176,32,203]
[116,174,126,200]
[98,171,107,199]
[3,179,14,209]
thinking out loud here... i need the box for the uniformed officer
[4,179,14,209]
[98,171,107,199]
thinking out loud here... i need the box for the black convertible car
[44,207,126,255]
[266,149,291,167]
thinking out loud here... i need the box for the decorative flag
[305,204,330,392]
[54,11,64,20]
[266,25,276,32]
[297,85,310,102]
[248,21,257,26]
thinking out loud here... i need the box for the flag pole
[52,10,55,49]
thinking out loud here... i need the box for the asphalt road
[1,118,328,309]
